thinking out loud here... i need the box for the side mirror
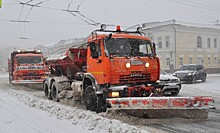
[89,42,99,59]
[105,33,112,42]
[152,43,156,55]
[89,42,96,53]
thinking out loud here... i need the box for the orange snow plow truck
[43,25,214,119]
[8,50,47,88]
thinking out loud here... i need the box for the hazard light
[116,25,121,32]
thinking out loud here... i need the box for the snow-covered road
[0,73,97,133]
[0,90,96,133]
[0,72,148,133]
[0,71,220,133]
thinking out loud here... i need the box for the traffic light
[0,0,2,8]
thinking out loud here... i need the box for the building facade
[141,20,220,73]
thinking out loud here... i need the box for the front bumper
[176,75,194,82]
[161,83,181,94]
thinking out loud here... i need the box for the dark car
[173,64,206,84]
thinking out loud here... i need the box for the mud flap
[106,96,214,119]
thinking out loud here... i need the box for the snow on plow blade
[107,96,214,119]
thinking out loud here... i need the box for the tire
[84,86,97,111]
[84,86,106,113]
[202,75,206,82]
[51,82,59,102]
[96,95,107,113]
[171,90,179,96]
[9,75,12,84]
[43,82,52,99]
[191,76,196,84]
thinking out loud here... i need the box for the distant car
[173,64,206,84]
[160,69,181,96]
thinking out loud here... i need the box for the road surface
[0,71,220,133]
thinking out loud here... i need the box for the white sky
[0,0,220,48]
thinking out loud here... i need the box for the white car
[160,70,181,96]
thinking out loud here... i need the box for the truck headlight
[145,62,149,68]
[126,62,131,68]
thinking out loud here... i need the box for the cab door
[87,41,109,84]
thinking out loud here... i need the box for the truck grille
[119,73,150,84]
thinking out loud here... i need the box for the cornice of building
[142,19,220,30]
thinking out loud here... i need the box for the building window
[179,58,183,65]
[165,36,170,48]
[189,57,192,64]
[208,57,211,64]
[197,58,204,65]
[158,37,162,48]
[197,36,202,48]
[166,58,170,66]
[218,59,220,64]
[207,38,211,48]
[214,57,217,64]
[214,38,217,48]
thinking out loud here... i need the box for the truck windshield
[17,56,43,64]
[105,38,153,57]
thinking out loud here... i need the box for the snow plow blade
[107,96,214,119]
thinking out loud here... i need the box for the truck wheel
[96,95,107,113]
[43,82,52,100]
[9,75,12,84]
[51,82,59,102]
[84,86,97,111]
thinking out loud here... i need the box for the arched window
[197,36,202,48]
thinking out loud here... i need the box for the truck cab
[8,50,47,84]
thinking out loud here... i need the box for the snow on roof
[142,19,220,30]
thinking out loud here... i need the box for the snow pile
[8,89,148,133]
[0,73,8,78]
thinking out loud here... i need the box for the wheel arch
[83,73,100,93]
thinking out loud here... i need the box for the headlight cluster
[145,62,150,68]
[187,73,193,76]
[126,63,131,68]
